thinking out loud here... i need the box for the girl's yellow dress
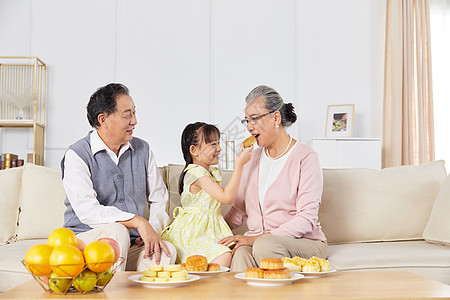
[161,164,233,263]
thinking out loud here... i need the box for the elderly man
[61,83,175,271]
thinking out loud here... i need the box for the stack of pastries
[181,255,221,272]
[139,264,189,282]
[245,258,291,279]
[282,256,330,272]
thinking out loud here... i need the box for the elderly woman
[219,85,327,272]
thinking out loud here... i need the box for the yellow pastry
[243,136,257,148]
[292,256,307,267]
[139,276,154,282]
[263,268,291,279]
[186,255,208,272]
[168,277,184,282]
[245,267,264,278]
[207,263,221,271]
[309,257,330,272]
[154,277,169,282]
[142,270,157,277]
[171,270,188,278]
[165,264,182,272]
[260,258,284,270]
[282,257,302,272]
[148,265,164,271]
[302,260,320,272]
[318,259,330,272]
[157,271,171,278]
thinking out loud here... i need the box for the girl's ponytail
[178,122,204,194]
[178,122,220,194]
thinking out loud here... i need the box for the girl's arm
[196,144,253,204]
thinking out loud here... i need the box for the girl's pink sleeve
[270,151,323,238]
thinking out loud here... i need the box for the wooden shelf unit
[0,56,46,165]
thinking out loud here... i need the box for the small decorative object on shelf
[218,130,237,170]
[0,153,24,170]
[226,141,235,170]
[325,104,355,138]
[0,56,46,165]
[219,132,228,170]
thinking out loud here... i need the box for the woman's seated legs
[252,234,327,263]
[229,246,258,272]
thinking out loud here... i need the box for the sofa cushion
[167,164,185,220]
[16,164,67,240]
[327,240,450,270]
[0,239,47,293]
[0,167,23,245]
[0,239,46,274]
[423,174,450,245]
[319,160,446,244]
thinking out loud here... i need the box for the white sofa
[1,161,449,293]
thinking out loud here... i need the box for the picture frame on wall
[325,104,355,138]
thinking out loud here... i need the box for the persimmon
[83,241,115,273]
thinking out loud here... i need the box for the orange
[47,228,78,248]
[83,241,115,273]
[24,244,54,276]
[49,244,85,277]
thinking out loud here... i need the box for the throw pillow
[319,160,446,244]
[0,167,23,245]
[16,164,67,240]
[423,174,450,245]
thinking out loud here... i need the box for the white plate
[296,268,337,278]
[128,274,201,288]
[187,266,230,278]
[234,272,304,286]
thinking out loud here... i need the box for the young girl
[161,122,253,267]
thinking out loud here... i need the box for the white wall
[0,0,386,169]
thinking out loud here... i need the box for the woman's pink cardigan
[224,143,327,241]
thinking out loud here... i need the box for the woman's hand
[218,234,258,251]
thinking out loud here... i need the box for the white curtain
[383,0,435,168]
[430,0,450,170]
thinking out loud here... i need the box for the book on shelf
[1,153,19,170]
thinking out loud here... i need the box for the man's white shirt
[62,130,170,234]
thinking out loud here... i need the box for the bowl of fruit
[22,228,124,294]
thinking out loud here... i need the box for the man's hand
[119,215,170,264]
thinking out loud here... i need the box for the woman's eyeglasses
[241,110,276,127]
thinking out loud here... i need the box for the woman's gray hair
[245,85,297,127]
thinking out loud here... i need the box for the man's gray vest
[61,131,149,241]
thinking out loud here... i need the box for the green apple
[97,268,113,287]
[48,272,71,294]
[72,270,97,293]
